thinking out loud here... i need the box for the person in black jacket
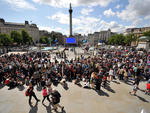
[27,84,40,104]
[51,90,64,112]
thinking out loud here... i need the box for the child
[42,87,50,104]
[129,84,138,96]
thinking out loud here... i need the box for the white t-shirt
[109,69,114,75]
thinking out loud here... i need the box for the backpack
[52,91,61,98]
[25,88,30,96]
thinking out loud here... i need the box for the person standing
[95,74,102,91]
[108,68,114,81]
[118,68,124,80]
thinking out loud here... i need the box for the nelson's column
[69,3,73,37]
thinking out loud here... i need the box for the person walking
[26,84,40,104]
[51,90,64,112]
[42,87,51,104]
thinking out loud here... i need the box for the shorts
[133,88,137,91]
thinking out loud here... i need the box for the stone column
[69,3,73,36]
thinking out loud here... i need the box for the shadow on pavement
[135,95,149,103]
[29,102,38,113]
[43,103,52,113]
[17,85,25,91]
[138,88,146,93]
[104,85,116,93]
[75,83,82,87]
[124,82,133,86]
[83,86,91,89]
[95,89,109,97]
[112,81,120,84]
[60,83,69,90]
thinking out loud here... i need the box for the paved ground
[0,80,150,113]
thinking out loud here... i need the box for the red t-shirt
[5,79,10,85]
[42,89,48,96]
[146,83,150,90]
[103,76,107,80]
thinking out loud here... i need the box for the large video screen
[66,37,76,44]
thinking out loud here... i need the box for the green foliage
[21,30,33,45]
[124,34,134,45]
[39,36,49,44]
[108,34,139,46]
[108,34,125,45]
[50,31,63,44]
[0,34,13,46]
[11,31,22,44]
[143,30,150,37]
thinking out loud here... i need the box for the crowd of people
[0,47,150,111]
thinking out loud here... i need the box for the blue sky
[0,0,150,35]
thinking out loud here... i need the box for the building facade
[73,33,85,45]
[125,27,150,37]
[87,29,115,45]
[0,18,39,43]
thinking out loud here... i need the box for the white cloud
[47,12,100,35]
[115,4,120,9]
[4,0,36,10]
[47,12,131,35]
[32,0,114,8]
[117,0,150,26]
[103,8,115,17]
[81,8,94,15]
[48,13,69,25]
[144,15,150,20]
[39,26,68,35]
[48,12,81,25]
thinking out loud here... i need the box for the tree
[143,30,150,37]
[108,35,115,45]
[11,31,22,45]
[50,31,64,45]
[39,36,49,44]
[21,30,33,45]
[0,34,13,46]
[124,34,139,46]
[124,34,133,46]
[108,34,125,45]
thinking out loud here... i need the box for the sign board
[66,37,76,44]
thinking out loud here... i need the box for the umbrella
[139,36,150,41]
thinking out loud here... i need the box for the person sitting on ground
[145,80,150,94]
[129,84,138,96]
[60,78,68,88]
[83,79,90,88]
